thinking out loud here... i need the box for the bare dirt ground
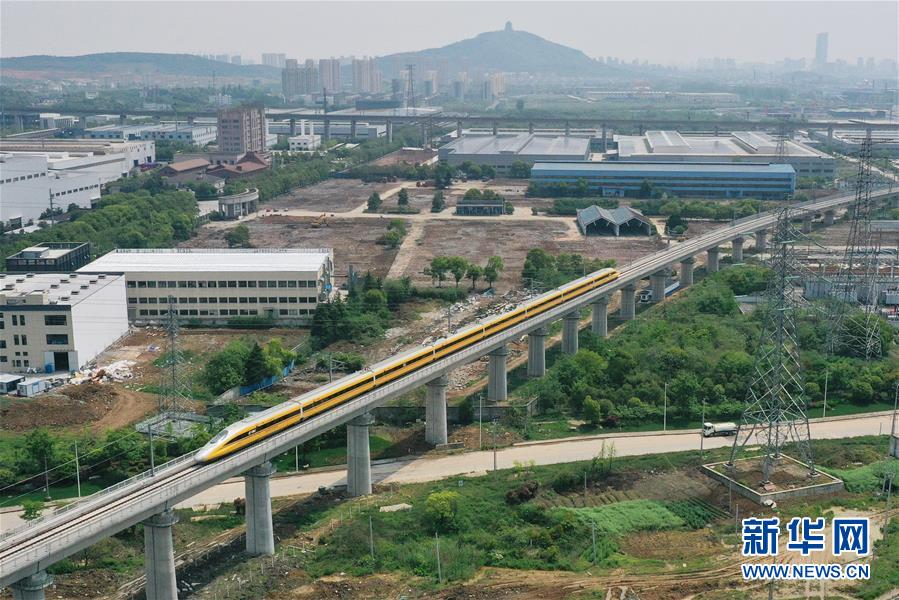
[0,385,157,433]
[397,220,663,292]
[184,215,400,279]
[263,179,393,212]
[370,147,437,167]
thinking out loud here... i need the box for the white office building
[0,272,129,374]
[79,248,335,324]
[0,138,156,175]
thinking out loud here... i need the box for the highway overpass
[2,185,898,599]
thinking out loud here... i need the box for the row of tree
[521,249,616,289]
[424,256,505,289]
[202,338,297,394]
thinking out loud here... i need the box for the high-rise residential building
[217,105,266,154]
[319,58,341,92]
[282,58,302,99]
[815,32,828,67]
[352,57,381,93]
[262,53,286,69]
[231,55,242,65]
[303,59,319,92]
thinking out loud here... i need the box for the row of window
[1,172,47,185]
[128,279,317,289]
[129,296,317,305]
[53,183,100,198]
[138,308,310,317]
[0,358,30,367]
[0,315,66,327]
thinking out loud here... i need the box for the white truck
[703,422,737,437]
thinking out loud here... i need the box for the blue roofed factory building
[530,162,796,199]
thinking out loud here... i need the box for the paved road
[181,411,895,508]
[0,412,893,532]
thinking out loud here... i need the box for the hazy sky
[2,1,896,64]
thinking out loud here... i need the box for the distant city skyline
[1,1,896,65]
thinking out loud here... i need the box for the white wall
[70,278,129,369]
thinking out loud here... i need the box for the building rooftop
[615,130,829,160]
[442,133,590,158]
[79,248,333,273]
[0,272,122,306]
[576,206,650,229]
[533,161,796,174]
[164,158,211,172]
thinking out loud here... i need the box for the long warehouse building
[530,162,796,199]
[78,248,334,325]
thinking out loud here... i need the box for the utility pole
[148,419,156,476]
[479,392,483,450]
[435,531,442,584]
[43,455,50,501]
[700,400,706,461]
[492,419,498,471]
[823,370,829,418]
[74,443,81,498]
[369,514,375,562]
[663,382,668,431]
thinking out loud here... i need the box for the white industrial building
[0,138,156,176]
[613,130,836,178]
[269,120,385,140]
[287,120,322,151]
[0,154,102,229]
[438,132,591,172]
[86,123,217,146]
[79,248,334,324]
[0,272,129,374]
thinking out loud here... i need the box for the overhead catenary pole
[74,443,81,498]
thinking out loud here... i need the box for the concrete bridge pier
[527,327,548,377]
[386,120,393,142]
[350,119,358,142]
[679,258,694,287]
[244,461,276,556]
[528,122,534,134]
[10,571,52,600]
[824,210,835,226]
[487,344,509,402]
[601,124,607,152]
[619,284,636,320]
[801,217,812,234]
[732,237,744,263]
[564,120,571,136]
[289,117,297,136]
[591,297,608,338]
[706,247,720,273]
[650,270,667,302]
[420,122,427,146]
[456,120,463,138]
[755,229,768,253]
[323,117,331,141]
[562,311,580,354]
[492,121,498,136]
[143,509,178,600]
[425,375,449,446]
[347,413,374,497]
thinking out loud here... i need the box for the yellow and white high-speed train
[195,267,619,463]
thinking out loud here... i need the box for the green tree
[431,191,446,213]
[583,396,602,426]
[466,264,483,290]
[446,256,470,287]
[433,162,454,189]
[638,179,653,199]
[21,500,45,521]
[244,343,269,385]
[429,257,451,287]
[509,161,531,179]
[203,340,251,393]
[425,491,460,531]
[24,428,55,473]
[397,188,410,207]
[484,256,504,288]
[367,192,382,211]
[225,224,251,248]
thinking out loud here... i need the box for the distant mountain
[1,52,280,79]
[378,23,603,76]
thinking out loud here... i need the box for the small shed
[576,205,653,236]
[17,378,48,397]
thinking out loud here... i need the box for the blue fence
[238,361,295,396]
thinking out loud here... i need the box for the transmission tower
[157,296,193,416]
[405,63,416,109]
[828,130,884,360]
[729,207,815,482]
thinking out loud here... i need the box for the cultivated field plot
[185,216,401,278]
[396,220,664,292]
[264,178,394,212]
